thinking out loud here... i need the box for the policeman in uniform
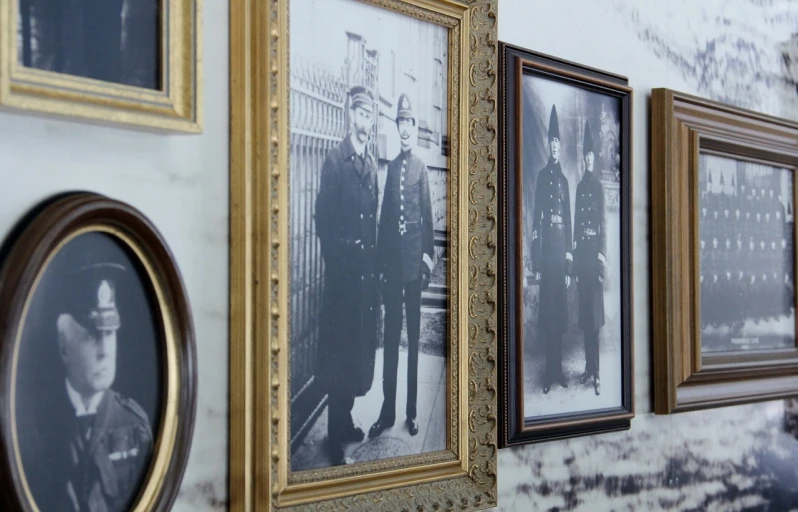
[700,238,709,329]
[732,234,747,330]
[531,105,572,394]
[370,93,434,439]
[573,121,605,395]
[28,261,153,511]
[315,85,381,465]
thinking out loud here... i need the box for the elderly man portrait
[314,85,381,466]
[22,258,154,512]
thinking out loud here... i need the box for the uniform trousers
[583,329,599,377]
[380,279,421,422]
[542,325,563,384]
[327,390,355,443]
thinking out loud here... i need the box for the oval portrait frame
[0,192,196,511]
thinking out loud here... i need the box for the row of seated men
[700,233,794,329]
[701,186,791,250]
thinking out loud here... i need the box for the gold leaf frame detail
[0,0,202,132]
[230,0,497,509]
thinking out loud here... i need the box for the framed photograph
[229,0,498,509]
[0,192,196,511]
[651,89,798,413]
[0,0,201,132]
[498,43,634,446]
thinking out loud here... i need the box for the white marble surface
[0,1,228,510]
[497,0,798,510]
[0,0,796,510]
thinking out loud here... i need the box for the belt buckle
[399,220,407,235]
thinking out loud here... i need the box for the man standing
[29,261,153,511]
[573,121,605,396]
[315,85,380,465]
[370,93,434,439]
[531,105,573,394]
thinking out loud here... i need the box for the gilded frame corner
[651,88,798,414]
[0,0,202,133]
[230,0,498,509]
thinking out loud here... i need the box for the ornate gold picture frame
[652,89,798,414]
[0,0,202,132]
[230,0,497,509]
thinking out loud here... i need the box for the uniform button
[550,195,553,198]
[361,214,364,219]
[361,276,364,280]
[400,215,404,220]
[400,185,404,191]
[403,160,406,165]
[400,195,404,200]
[400,205,404,210]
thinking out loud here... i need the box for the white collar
[65,379,105,416]
[349,133,367,159]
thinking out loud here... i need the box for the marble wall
[497,0,798,510]
[0,0,795,510]
[0,1,228,510]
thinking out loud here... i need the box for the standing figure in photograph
[32,263,153,511]
[573,121,605,396]
[315,85,380,465]
[531,105,573,395]
[371,94,434,439]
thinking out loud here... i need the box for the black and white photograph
[13,231,162,511]
[499,45,633,446]
[16,0,161,89]
[519,74,624,418]
[698,153,796,353]
[287,0,449,470]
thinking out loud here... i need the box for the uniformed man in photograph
[315,85,380,465]
[370,93,434,439]
[531,105,572,394]
[573,121,605,396]
[35,262,153,511]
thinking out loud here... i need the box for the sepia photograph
[13,231,162,511]
[519,74,624,418]
[16,0,161,89]
[698,154,796,353]
[287,0,449,470]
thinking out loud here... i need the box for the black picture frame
[498,42,634,447]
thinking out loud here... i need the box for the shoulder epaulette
[113,391,151,426]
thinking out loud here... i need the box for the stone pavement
[291,345,447,471]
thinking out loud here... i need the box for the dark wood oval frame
[0,192,196,511]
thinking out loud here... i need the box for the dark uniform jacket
[532,158,572,336]
[315,134,380,397]
[378,149,434,283]
[24,388,153,512]
[573,170,606,330]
